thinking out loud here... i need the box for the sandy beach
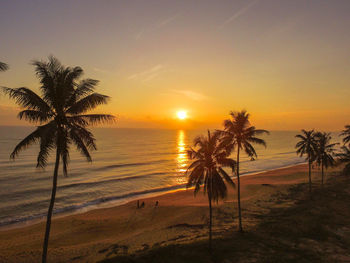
[0,163,324,263]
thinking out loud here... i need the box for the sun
[177,110,187,120]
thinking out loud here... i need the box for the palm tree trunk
[237,147,243,232]
[42,147,60,263]
[321,162,324,186]
[208,194,212,253]
[308,159,312,196]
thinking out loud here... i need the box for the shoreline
[0,162,317,262]
[0,161,306,231]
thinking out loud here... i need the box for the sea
[0,127,341,228]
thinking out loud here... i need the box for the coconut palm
[314,132,337,185]
[340,125,350,146]
[1,56,115,263]
[217,110,269,232]
[295,130,317,194]
[186,130,235,251]
[0,61,9,71]
[337,145,350,175]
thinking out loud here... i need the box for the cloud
[171,89,208,101]
[135,13,180,40]
[128,64,165,82]
[218,0,259,29]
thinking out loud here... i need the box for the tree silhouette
[295,130,317,195]
[314,132,337,185]
[1,56,115,263]
[186,130,235,251]
[340,125,350,146]
[337,145,350,175]
[217,110,269,232]
[0,61,9,72]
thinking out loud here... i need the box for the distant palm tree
[1,56,115,263]
[218,110,269,232]
[186,130,235,251]
[0,61,9,71]
[295,130,317,195]
[337,146,350,175]
[340,125,350,146]
[314,132,337,185]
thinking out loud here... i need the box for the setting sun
[177,110,187,120]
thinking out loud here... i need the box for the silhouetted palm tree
[314,132,337,185]
[1,56,115,263]
[218,110,269,232]
[337,146,350,175]
[186,130,235,251]
[295,130,317,195]
[0,61,9,71]
[340,125,350,146]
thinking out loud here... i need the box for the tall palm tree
[0,61,9,71]
[340,125,350,146]
[314,132,337,185]
[295,130,317,195]
[218,110,269,232]
[186,130,235,251]
[337,145,350,175]
[1,56,115,263]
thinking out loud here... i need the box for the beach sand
[0,163,320,263]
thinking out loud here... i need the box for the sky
[0,0,349,130]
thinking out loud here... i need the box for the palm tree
[218,110,269,232]
[186,130,235,251]
[0,61,9,71]
[314,132,337,185]
[295,130,317,195]
[1,56,115,263]
[340,125,350,146]
[337,146,350,175]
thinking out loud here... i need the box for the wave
[0,183,187,227]
[0,171,170,200]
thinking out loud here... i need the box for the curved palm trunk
[308,159,312,196]
[237,147,243,232]
[42,147,60,263]
[208,194,212,253]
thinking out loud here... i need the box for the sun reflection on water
[176,130,188,179]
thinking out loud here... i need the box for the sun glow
[176,110,187,120]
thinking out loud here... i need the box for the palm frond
[66,93,110,114]
[72,114,116,126]
[18,110,53,123]
[0,62,9,72]
[10,125,47,159]
[1,87,51,112]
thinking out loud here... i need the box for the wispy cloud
[171,89,208,101]
[218,0,259,29]
[128,64,166,82]
[135,13,180,40]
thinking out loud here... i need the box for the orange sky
[1,1,349,131]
